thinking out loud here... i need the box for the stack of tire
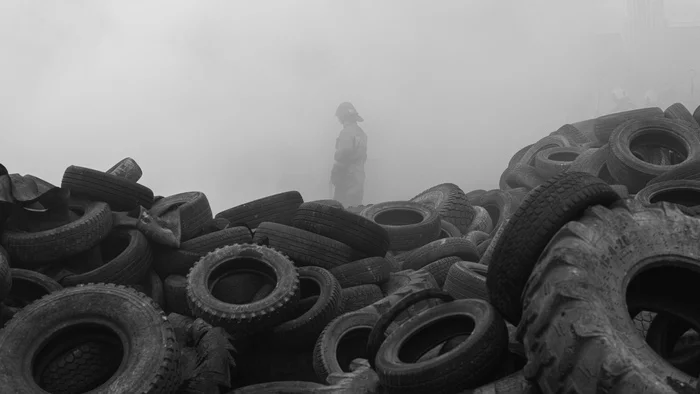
[1,103,700,393]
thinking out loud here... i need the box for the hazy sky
[1,1,697,213]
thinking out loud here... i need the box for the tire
[467,370,539,393]
[215,191,303,228]
[476,237,491,258]
[610,184,630,199]
[607,118,700,193]
[292,201,390,257]
[270,266,342,350]
[149,191,212,242]
[143,269,164,308]
[438,219,461,238]
[186,244,300,339]
[105,157,143,183]
[1,201,112,266]
[339,284,384,314]
[329,257,391,288]
[464,206,494,234]
[312,309,379,383]
[566,145,611,179]
[635,180,700,214]
[519,135,570,167]
[360,201,441,252]
[519,199,700,392]
[647,159,700,185]
[594,107,664,143]
[475,190,514,236]
[0,246,10,302]
[534,146,586,179]
[410,183,476,234]
[399,237,480,271]
[196,217,231,237]
[463,230,490,247]
[443,261,489,301]
[366,288,454,369]
[665,102,700,129]
[61,228,152,287]
[508,143,535,168]
[4,268,62,309]
[0,283,182,393]
[486,171,620,325]
[420,256,462,287]
[504,164,546,191]
[61,165,154,211]
[253,222,361,270]
[374,298,508,393]
[308,199,344,209]
[478,219,508,266]
[465,189,487,205]
[550,123,591,145]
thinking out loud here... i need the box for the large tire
[292,201,390,257]
[61,165,154,211]
[215,191,303,228]
[186,244,300,339]
[410,183,476,234]
[1,201,112,266]
[486,171,620,325]
[374,298,508,393]
[360,201,441,252]
[607,118,700,193]
[0,283,182,393]
[519,199,700,392]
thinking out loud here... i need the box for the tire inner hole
[336,326,372,372]
[627,265,700,375]
[547,151,579,162]
[398,314,475,363]
[649,188,700,207]
[290,277,321,318]
[33,323,123,394]
[374,209,424,226]
[208,257,277,304]
[630,130,688,163]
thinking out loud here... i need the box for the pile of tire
[1,104,700,393]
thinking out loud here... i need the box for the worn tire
[607,118,700,193]
[475,190,513,236]
[329,257,391,289]
[410,183,476,234]
[61,165,154,211]
[648,159,700,185]
[292,201,390,257]
[550,123,591,145]
[360,201,441,252]
[61,228,152,287]
[443,261,489,302]
[438,219,461,238]
[149,191,212,242]
[375,298,508,393]
[399,237,479,271]
[518,199,700,392]
[420,256,462,288]
[312,309,379,383]
[339,283,384,314]
[254,222,361,270]
[534,146,586,179]
[487,171,620,325]
[2,201,112,266]
[215,191,303,228]
[0,246,10,302]
[0,283,182,393]
[635,180,700,214]
[665,102,700,129]
[594,107,664,143]
[186,244,300,339]
[4,268,63,309]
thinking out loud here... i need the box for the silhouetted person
[330,102,367,207]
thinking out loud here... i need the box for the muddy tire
[0,283,182,393]
[518,199,700,392]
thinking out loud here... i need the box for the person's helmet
[335,102,364,122]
